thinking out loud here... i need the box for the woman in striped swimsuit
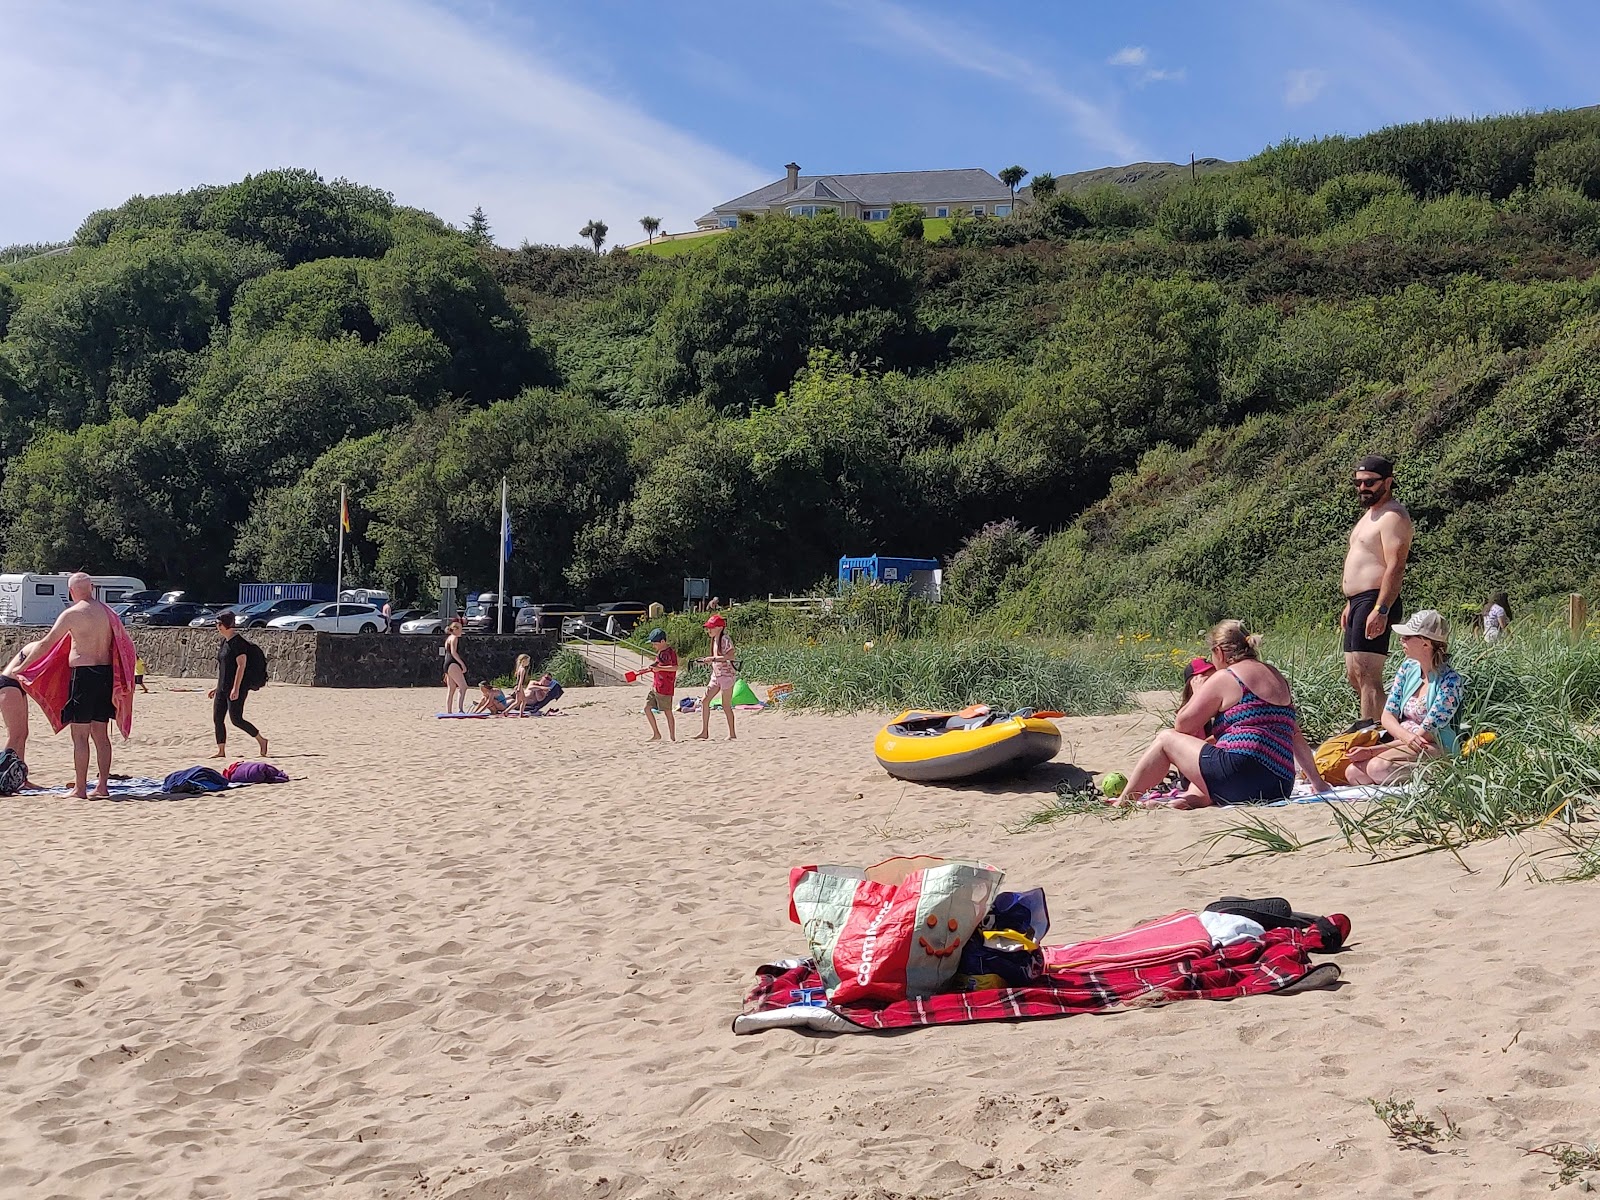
[1111,621,1330,809]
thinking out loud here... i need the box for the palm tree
[639,216,662,244]
[579,219,609,253]
[1029,172,1057,200]
[998,165,1028,202]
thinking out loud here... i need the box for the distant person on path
[1341,455,1413,722]
[1345,610,1463,786]
[643,628,678,742]
[443,619,468,713]
[208,612,268,760]
[1482,591,1512,643]
[1110,621,1329,809]
[134,654,150,693]
[20,572,136,799]
[0,641,40,786]
[382,600,393,633]
[694,615,738,741]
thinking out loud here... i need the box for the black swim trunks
[61,664,115,724]
[0,674,21,692]
[1343,589,1402,656]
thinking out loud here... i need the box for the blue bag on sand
[162,766,230,794]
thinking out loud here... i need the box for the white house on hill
[695,164,1017,229]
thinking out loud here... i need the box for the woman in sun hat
[694,613,738,741]
[1346,609,1464,786]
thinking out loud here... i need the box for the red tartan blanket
[733,917,1348,1034]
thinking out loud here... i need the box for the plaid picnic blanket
[732,916,1349,1034]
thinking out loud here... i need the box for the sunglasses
[1353,476,1386,488]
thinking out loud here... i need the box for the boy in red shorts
[644,628,679,741]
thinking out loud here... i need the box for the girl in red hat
[695,614,738,740]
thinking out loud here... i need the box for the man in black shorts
[29,573,122,798]
[1340,455,1413,721]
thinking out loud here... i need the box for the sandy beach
[3,679,1597,1198]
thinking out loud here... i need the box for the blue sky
[2,0,1597,250]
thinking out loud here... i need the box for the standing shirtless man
[30,573,119,798]
[1340,455,1413,722]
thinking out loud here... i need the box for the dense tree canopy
[1,112,1598,626]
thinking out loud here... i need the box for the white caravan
[0,573,146,626]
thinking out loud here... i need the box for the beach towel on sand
[17,600,138,738]
[733,916,1348,1034]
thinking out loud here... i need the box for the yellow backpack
[1313,723,1384,785]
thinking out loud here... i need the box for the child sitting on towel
[473,681,509,714]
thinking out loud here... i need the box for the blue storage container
[238,582,336,606]
[837,556,943,599]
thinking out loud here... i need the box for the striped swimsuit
[1211,670,1299,781]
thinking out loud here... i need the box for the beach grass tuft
[1190,815,1332,863]
[1523,1141,1600,1188]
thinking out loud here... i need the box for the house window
[862,208,889,221]
[787,205,837,217]
[971,205,986,216]
[934,206,949,218]
[719,216,739,228]
[995,204,1012,216]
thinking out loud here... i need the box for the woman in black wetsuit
[0,641,38,783]
[208,612,268,759]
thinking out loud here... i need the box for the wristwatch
[1376,603,1391,616]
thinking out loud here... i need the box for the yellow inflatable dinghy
[874,707,1062,782]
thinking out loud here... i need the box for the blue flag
[502,507,513,561]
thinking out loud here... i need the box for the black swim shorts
[61,664,115,725]
[1343,589,1402,656]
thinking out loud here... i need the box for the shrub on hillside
[1533,136,1600,200]
[944,519,1041,612]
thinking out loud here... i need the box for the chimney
[785,162,800,192]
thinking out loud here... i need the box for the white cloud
[1284,67,1330,106]
[1140,68,1188,85]
[1108,46,1149,67]
[843,0,1142,162]
[0,0,767,247]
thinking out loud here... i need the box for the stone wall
[0,627,554,688]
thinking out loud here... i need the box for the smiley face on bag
[918,911,965,959]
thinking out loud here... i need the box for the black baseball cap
[1355,455,1393,478]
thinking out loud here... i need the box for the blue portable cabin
[838,555,943,599]
[237,582,336,607]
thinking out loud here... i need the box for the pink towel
[18,601,138,739]
[1045,910,1213,973]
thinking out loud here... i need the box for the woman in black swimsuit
[1,641,39,784]
[443,619,468,714]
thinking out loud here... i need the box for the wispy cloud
[1273,0,1522,120]
[0,0,767,246]
[1108,44,1183,87]
[842,0,1142,162]
[1284,68,1329,106]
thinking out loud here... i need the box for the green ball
[1099,771,1128,797]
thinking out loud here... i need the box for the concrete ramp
[567,641,653,686]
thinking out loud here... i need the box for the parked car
[596,600,647,638]
[126,601,211,627]
[267,602,385,633]
[465,603,520,633]
[240,598,321,627]
[400,615,445,634]
[514,602,576,634]
[384,607,424,629]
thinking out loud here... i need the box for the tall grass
[740,640,1132,714]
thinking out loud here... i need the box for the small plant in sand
[1007,782,1136,831]
[1190,815,1332,864]
[1523,1141,1600,1189]
[1369,1096,1461,1149]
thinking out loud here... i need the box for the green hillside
[2,109,1599,622]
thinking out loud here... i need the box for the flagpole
[336,483,346,633]
[497,476,508,635]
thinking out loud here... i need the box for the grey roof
[699,168,1013,222]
